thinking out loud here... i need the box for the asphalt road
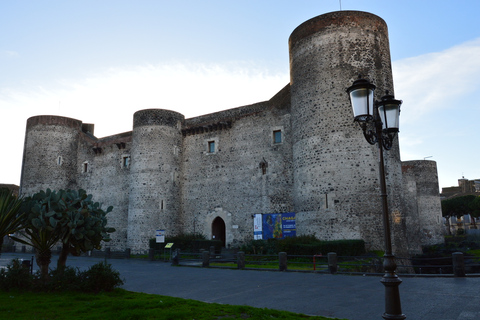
[1,253,479,320]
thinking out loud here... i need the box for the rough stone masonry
[20,11,444,254]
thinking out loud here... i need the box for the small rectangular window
[83,162,88,173]
[208,141,215,153]
[123,156,130,168]
[273,130,282,144]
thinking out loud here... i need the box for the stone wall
[181,99,293,247]
[18,11,444,255]
[402,160,444,252]
[76,131,132,251]
[127,109,185,252]
[21,116,82,195]
[288,11,408,253]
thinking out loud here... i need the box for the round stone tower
[401,160,444,252]
[21,116,81,195]
[127,109,185,253]
[289,11,406,252]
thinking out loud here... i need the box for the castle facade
[20,11,444,254]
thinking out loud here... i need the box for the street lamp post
[346,76,406,320]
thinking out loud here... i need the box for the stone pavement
[1,253,479,320]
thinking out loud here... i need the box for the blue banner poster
[262,213,296,239]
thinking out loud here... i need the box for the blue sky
[1,0,479,190]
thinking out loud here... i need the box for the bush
[0,259,34,291]
[47,266,84,292]
[149,233,210,252]
[240,237,366,256]
[81,262,124,293]
[0,260,123,293]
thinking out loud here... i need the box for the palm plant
[0,188,25,256]
[10,189,64,281]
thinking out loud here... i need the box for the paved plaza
[1,253,479,320]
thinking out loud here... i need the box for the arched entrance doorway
[211,217,226,247]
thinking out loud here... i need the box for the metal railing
[4,245,479,277]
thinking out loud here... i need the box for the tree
[11,189,65,281]
[0,188,25,256]
[441,195,477,235]
[11,189,115,280]
[469,196,480,228]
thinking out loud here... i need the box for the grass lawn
[0,289,346,320]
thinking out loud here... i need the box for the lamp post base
[380,263,406,320]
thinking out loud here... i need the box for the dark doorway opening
[212,217,226,247]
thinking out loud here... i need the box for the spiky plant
[0,188,25,256]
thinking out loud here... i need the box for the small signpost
[164,242,174,261]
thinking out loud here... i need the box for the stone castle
[20,11,444,254]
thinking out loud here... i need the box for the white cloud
[393,38,480,188]
[0,62,289,185]
[393,37,480,123]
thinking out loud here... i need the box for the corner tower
[289,11,405,251]
[127,109,185,253]
[20,116,81,195]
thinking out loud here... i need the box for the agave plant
[0,188,25,256]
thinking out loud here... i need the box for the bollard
[125,248,131,259]
[279,252,287,271]
[21,259,31,271]
[149,248,155,261]
[210,246,216,257]
[328,252,338,274]
[237,251,245,269]
[172,249,180,266]
[202,250,210,267]
[452,252,466,277]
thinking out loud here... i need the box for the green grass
[0,289,346,320]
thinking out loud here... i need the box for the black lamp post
[347,76,405,320]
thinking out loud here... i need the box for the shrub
[0,260,124,293]
[149,233,209,252]
[81,262,124,293]
[240,237,366,256]
[46,266,84,292]
[0,259,34,291]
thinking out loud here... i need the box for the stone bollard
[279,252,287,271]
[210,246,216,257]
[202,250,210,267]
[172,249,180,266]
[237,251,245,269]
[452,252,466,277]
[149,248,155,261]
[328,252,338,274]
[125,248,131,259]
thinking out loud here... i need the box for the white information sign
[254,214,263,239]
[155,229,165,243]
